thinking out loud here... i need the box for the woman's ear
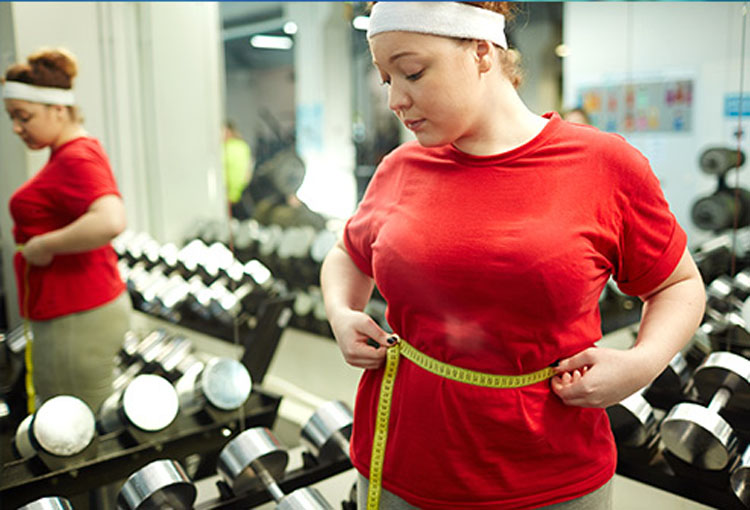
[475,40,494,74]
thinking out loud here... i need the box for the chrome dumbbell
[217,427,334,509]
[18,497,74,509]
[301,400,353,463]
[13,396,96,470]
[176,357,252,416]
[607,352,692,448]
[98,374,179,435]
[117,459,196,510]
[731,445,750,507]
[660,351,750,470]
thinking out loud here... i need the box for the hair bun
[28,48,78,82]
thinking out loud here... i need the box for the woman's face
[370,31,486,148]
[4,98,64,150]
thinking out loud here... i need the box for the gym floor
[130,313,714,509]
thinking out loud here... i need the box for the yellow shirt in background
[223,137,252,203]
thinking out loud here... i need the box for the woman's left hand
[550,346,653,408]
[22,236,54,266]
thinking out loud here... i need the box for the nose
[11,119,23,135]
[388,83,411,115]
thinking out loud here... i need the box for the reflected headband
[2,81,75,105]
[367,2,508,50]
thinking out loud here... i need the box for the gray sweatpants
[357,473,613,510]
[30,292,131,413]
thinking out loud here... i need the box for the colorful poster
[578,80,693,133]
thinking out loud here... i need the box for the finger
[356,317,392,348]
[555,349,595,373]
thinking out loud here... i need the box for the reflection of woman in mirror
[3,48,131,412]
[321,2,705,509]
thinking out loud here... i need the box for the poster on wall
[578,79,693,134]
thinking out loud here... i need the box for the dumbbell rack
[195,452,352,509]
[177,293,295,384]
[0,389,281,508]
[614,383,750,509]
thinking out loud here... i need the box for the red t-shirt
[10,137,126,320]
[344,113,686,509]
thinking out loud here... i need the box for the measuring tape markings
[366,336,556,509]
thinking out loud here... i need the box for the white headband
[2,81,75,105]
[367,2,508,50]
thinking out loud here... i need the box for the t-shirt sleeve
[612,150,687,297]
[55,149,121,218]
[343,154,397,279]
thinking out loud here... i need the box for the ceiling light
[353,15,369,31]
[283,21,298,35]
[555,44,570,58]
[250,35,293,50]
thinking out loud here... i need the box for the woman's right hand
[328,308,392,370]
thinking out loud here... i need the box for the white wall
[290,2,356,220]
[563,2,750,245]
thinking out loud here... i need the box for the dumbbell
[301,401,353,463]
[112,229,136,259]
[118,459,196,510]
[309,229,337,266]
[152,336,194,380]
[731,444,750,507]
[217,427,334,509]
[176,239,209,276]
[660,351,750,470]
[18,497,74,509]
[112,330,172,390]
[607,352,692,448]
[699,147,746,175]
[706,275,746,313]
[158,242,180,273]
[176,357,252,416]
[152,274,191,322]
[13,396,96,469]
[98,374,179,435]
[693,234,733,284]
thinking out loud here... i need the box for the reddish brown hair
[3,48,77,89]
[461,2,523,88]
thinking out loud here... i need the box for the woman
[3,48,130,413]
[321,2,706,509]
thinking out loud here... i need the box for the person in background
[320,2,705,509]
[222,120,253,218]
[3,47,131,413]
[562,106,591,125]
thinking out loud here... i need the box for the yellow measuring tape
[16,243,36,413]
[366,336,557,509]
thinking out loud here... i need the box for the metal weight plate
[117,459,196,510]
[14,414,35,458]
[606,392,656,448]
[301,401,353,462]
[122,375,179,431]
[693,351,750,413]
[660,402,737,470]
[217,427,289,493]
[278,487,334,510]
[18,497,74,510]
[33,395,96,456]
[731,446,750,507]
[200,358,252,410]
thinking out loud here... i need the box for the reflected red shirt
[344,113,686,509]
[10,137,125,320]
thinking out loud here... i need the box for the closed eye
[406,70,423,81]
